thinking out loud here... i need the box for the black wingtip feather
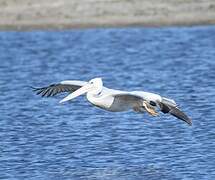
[31,83,82,98]
[169,107,192,126]
[30,86,47,97]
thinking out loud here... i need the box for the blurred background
[0,0,215,30]
[0,1,215,180]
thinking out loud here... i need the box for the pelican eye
[97,91,102,96]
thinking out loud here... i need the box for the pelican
[32,77,192,125]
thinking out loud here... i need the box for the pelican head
[59,77,103,103]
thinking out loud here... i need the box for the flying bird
[32,77,192,125]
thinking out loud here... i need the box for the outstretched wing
[113,92,192,126]
[109,93,145,112]
[159,98,192,126]
[32,80,87,97]
[114,93,144,103]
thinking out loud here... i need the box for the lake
[0,26,215,179]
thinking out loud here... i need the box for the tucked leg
[142,101,159,116]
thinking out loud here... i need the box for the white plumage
[32,77,192,125]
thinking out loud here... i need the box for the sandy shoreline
[0,0,215,31]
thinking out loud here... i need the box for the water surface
[0,26,215,179]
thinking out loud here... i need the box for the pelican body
[32,77,192,125]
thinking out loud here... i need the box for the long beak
[59,83,92,103]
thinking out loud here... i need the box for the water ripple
[0,26,215,179]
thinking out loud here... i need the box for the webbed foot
[142,101,159,116]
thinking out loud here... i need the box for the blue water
[0,26,215,179]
